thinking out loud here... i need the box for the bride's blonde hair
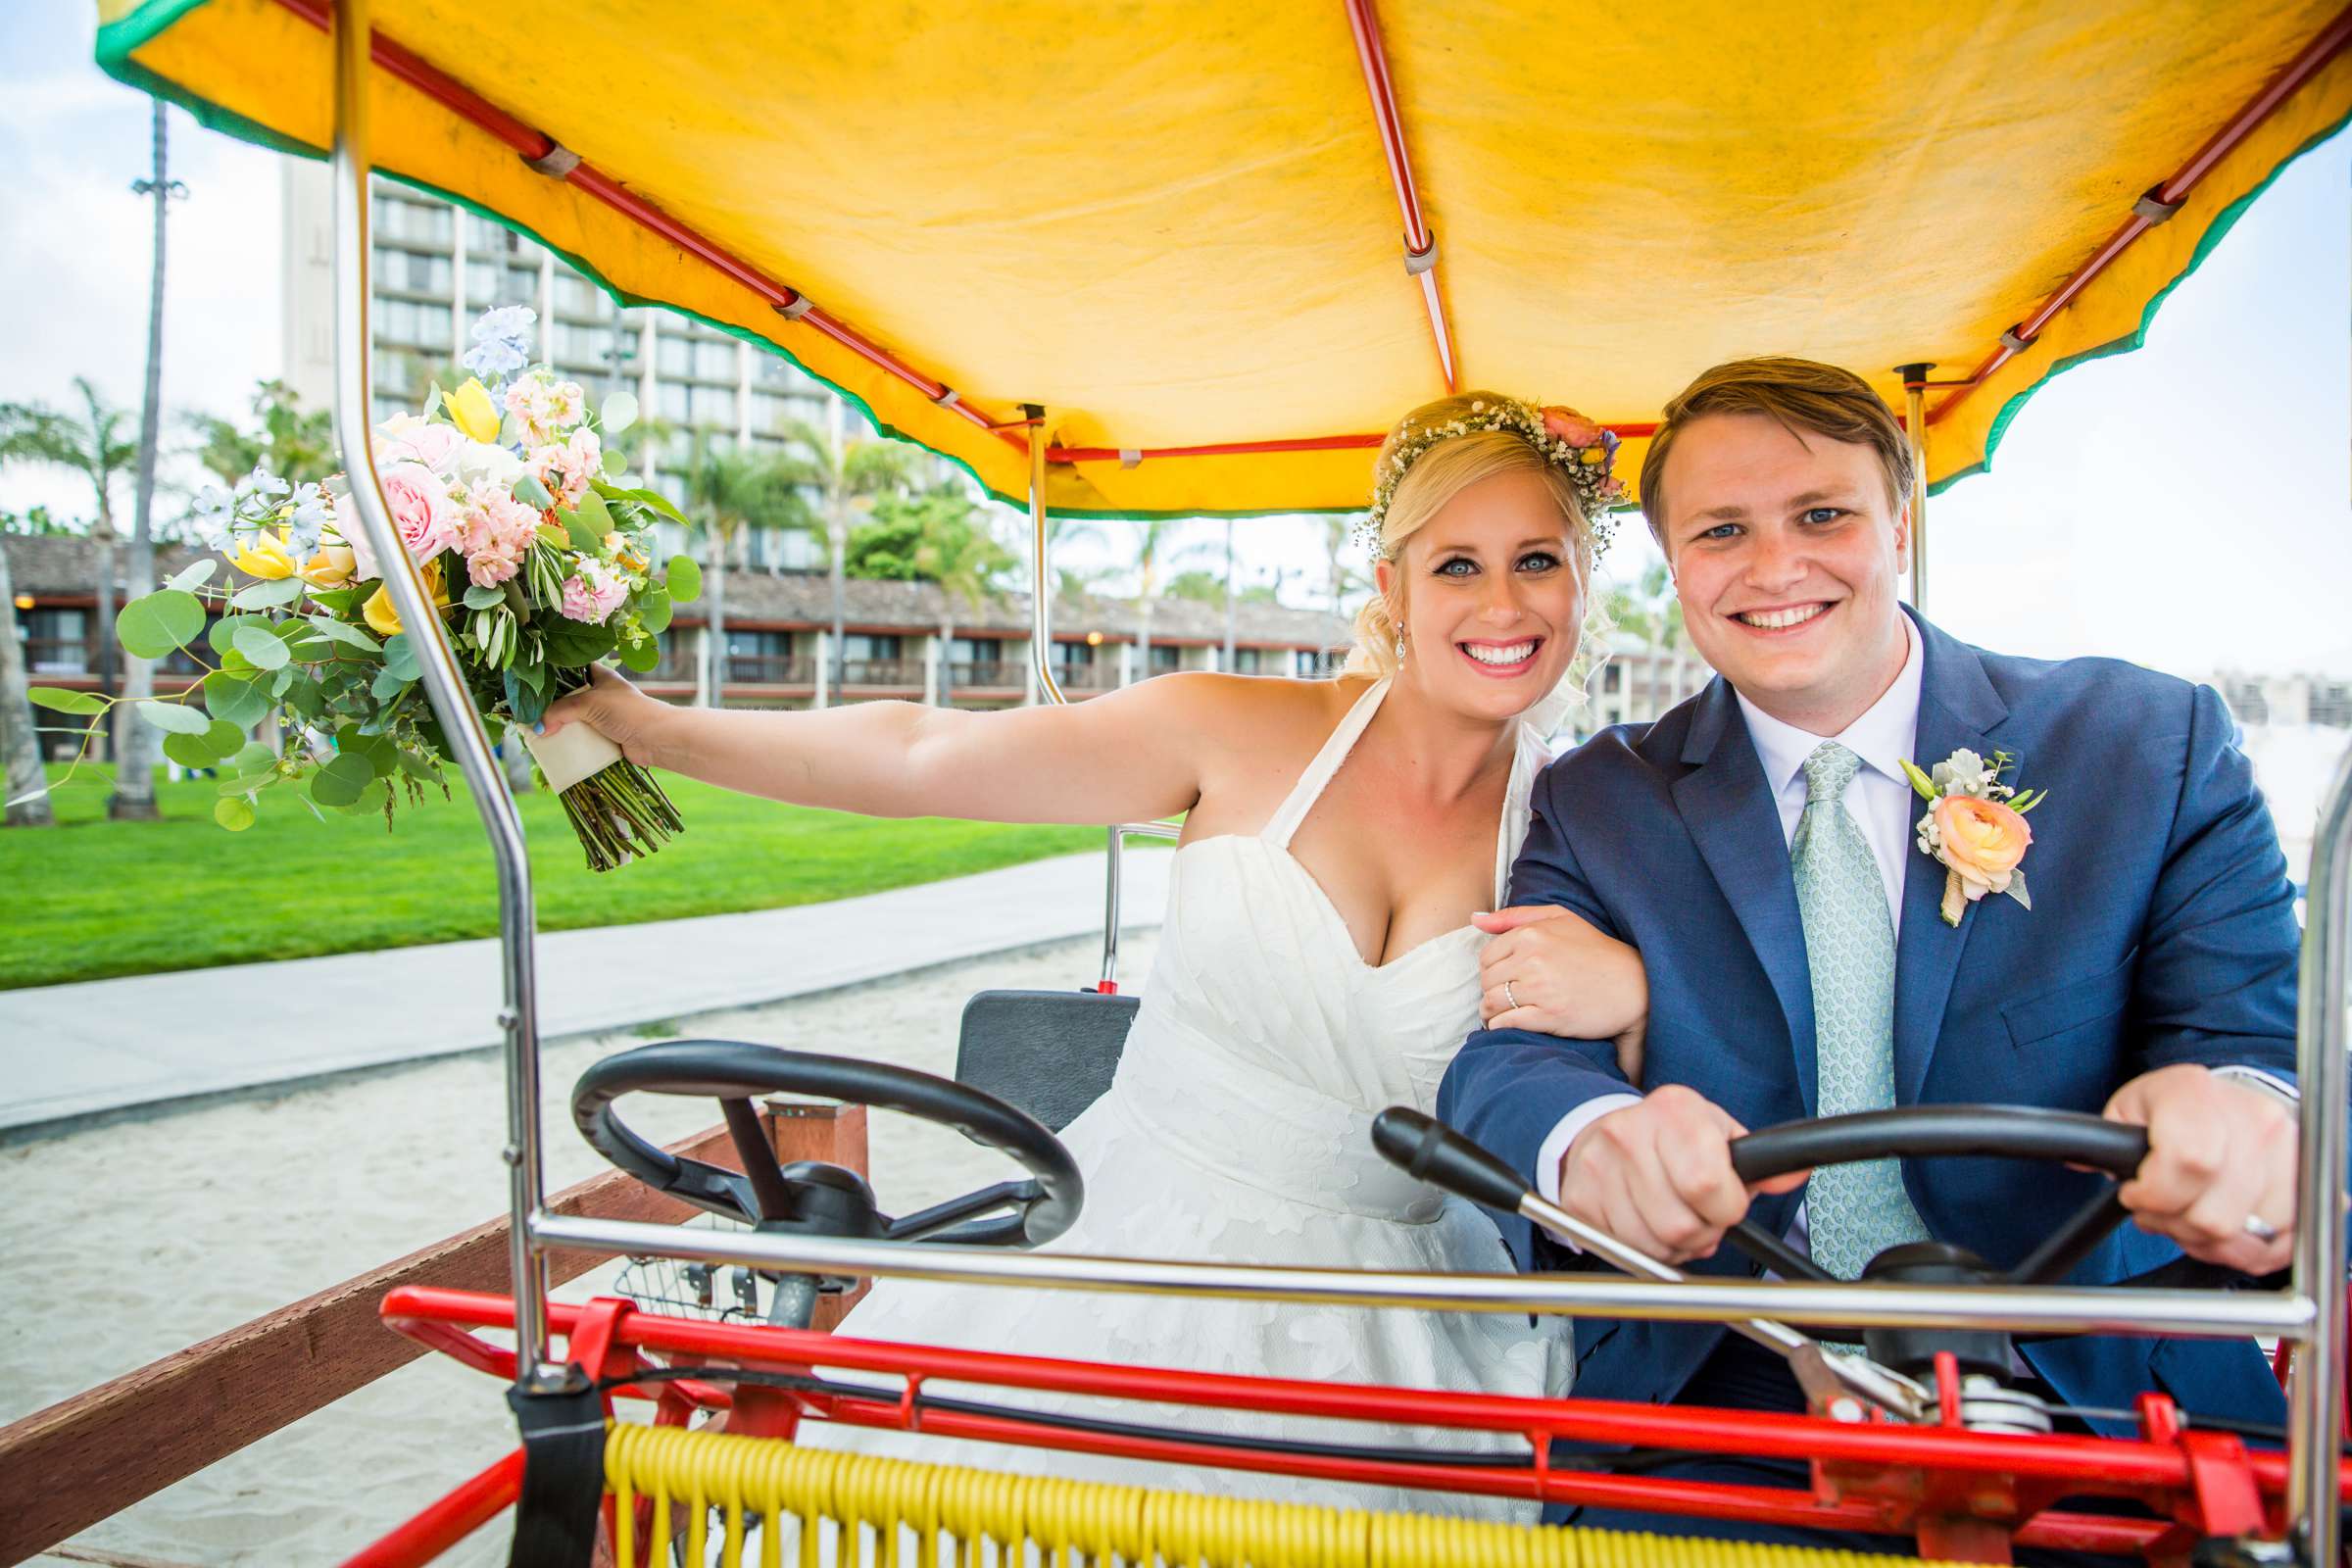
[1345,392,1600,678]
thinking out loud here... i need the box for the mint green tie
[1792,741,1930,1281]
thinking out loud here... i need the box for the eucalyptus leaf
[233,624,290,671]
[638,588,672,635]
[134,698,213,735]
[226,741,277,777]
[203,671,270,727]
[618,635,661,674]
[309,750,374,808]
[601,388,638,434]
[201,719,245,758]
[664,556,702,604]
[563,510,604,553]
[214,797,257,832]
[209,614,260,656]
[163,732,217,769]
[27,687,106,714]
[117,589,206,659]
[230,576,305,610]
[370,668,411,702]
[618,486,689,526]
[382,634,420,682]
[270,665,296,699]
[573,489,613,532]
[306,616,382,654]
[513,473,555,510]
[464,583,508,610]
[165,559,218,594]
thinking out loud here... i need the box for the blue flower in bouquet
[462,305,537,381]
[190,483,235,548]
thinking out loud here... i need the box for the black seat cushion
[956,989,1139,1132]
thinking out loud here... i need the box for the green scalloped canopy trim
[1929,113,2350,500]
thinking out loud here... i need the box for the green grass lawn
[2,764,1116,989]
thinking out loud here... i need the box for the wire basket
[613,1212,769,1323]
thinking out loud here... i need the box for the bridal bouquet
[31,307,700,871]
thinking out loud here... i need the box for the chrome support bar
[1101,820,1183,990]
[2288,742,2352,1561]
[531,1214,2314,1341]
[331,0,554,1390]
[1026,411,1065,707]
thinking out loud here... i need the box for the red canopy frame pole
[1931,3,2352,426]
[1343,0,1458,391]
[270,0,1023,453]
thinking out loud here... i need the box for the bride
[540,392,1645,1518]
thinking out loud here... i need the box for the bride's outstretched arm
[539,662,1217,825]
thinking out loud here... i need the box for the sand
[6,930,1156,1567]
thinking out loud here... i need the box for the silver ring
[2243,1213,2280,1243]
[1503,980,1519,1011]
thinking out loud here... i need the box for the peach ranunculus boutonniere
[1900,748,2045,927]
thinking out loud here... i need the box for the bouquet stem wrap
[523,722,684,872]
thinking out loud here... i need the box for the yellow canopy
[97,0,2352,517]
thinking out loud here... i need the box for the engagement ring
[1503,980,1519,1011]
[2243,1213,2280,1243]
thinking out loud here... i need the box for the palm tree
[188,379,336,493]
[1127,517,1181,680]
[906,494,1014,704]
[1,540,54,826]
[0,381,137,760]
[115,100,191,820]
[770,416,925,694]
[675,431,816,705]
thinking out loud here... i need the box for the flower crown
[1355,397,1626,559]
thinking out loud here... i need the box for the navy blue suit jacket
[1437,610,2301,1430]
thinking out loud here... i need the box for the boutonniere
[1899,748,2045,927]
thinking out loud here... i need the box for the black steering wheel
[1723,1103,2149,1286]
[572,1040,1084,1249]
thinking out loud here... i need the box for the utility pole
[1222,517,1237,671]
[114,100,188,819]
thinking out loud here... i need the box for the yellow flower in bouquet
[228,528,356,587]
[362,558,451,637]
[447,377,503,444]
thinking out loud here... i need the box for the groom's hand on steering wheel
[1561,1087,1810,1264]
[2104,1063,2297,1276]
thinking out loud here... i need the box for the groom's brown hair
[1639,358,1914,547]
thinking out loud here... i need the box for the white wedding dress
[801,677,1569,1519]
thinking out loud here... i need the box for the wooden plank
[0,1107,868,1566]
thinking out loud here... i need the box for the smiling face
[1376,466,1585,724]
[1658,412,1910,733]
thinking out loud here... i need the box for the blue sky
[3,12,2344,677]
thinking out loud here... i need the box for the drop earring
[1394,631,1407,665]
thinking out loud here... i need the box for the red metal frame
[364,1286,2337,1566]
[1342,0,1457,391]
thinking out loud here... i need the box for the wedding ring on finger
[1503,980,1519,1011]
[2243,1213,2280,1243]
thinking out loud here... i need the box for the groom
[1439,356,2304,1537]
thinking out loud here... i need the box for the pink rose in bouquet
[347,462,461,581]
[374,415,467,477]
[559,559,630,624]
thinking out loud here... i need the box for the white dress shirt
[1526,617,2293,1244]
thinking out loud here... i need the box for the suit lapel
[1671,680,1820,1111]
[1892,612,2013,1104]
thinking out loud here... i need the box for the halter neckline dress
[804,677,1570,1519]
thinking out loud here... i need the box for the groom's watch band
[2212,1063,2299,1109]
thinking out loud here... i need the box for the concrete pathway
[0,847,1168,1139]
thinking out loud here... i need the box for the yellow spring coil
[602,1423,1922,1568]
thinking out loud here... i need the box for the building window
[22,608,88,673]
[1148,645,1182,674]
[552,274,605,318]
[696,339,739,381]
[1231,647,1263,675]
[840,634,901,663]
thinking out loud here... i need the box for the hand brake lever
[1372,1107,1929,1423]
